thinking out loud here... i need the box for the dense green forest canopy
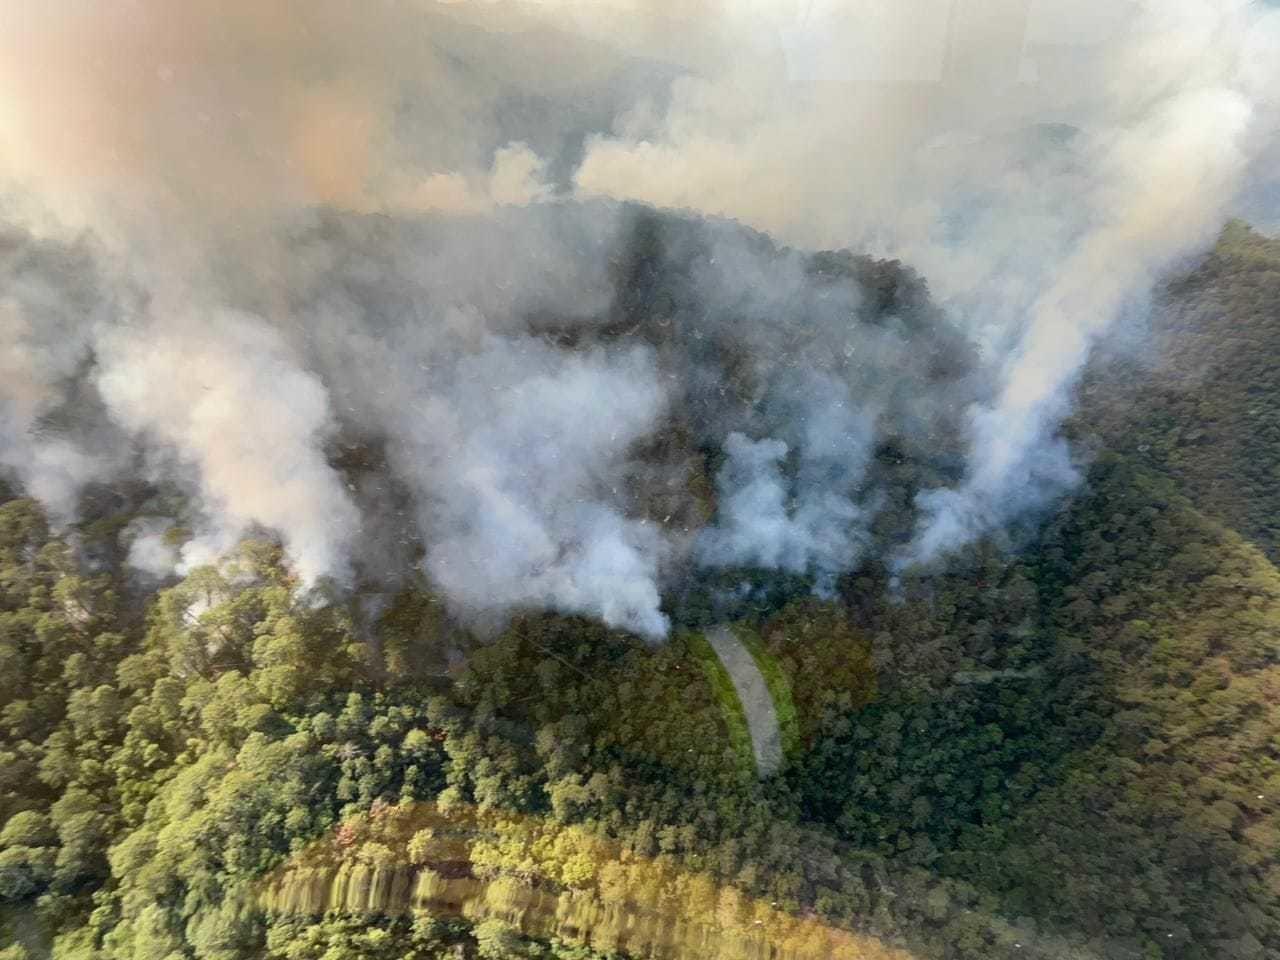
[3,221,1280,960]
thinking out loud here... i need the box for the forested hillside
[3,223,1280,960]
[1081,222,1280,561]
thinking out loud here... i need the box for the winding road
[705,625,784,777]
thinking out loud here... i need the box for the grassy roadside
[683,630,757,778]
[732,625,802,763]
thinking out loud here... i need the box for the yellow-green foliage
[458,606,874,786]
[684,630,756,777]
[261,801,917,960]
[456,614,761,787]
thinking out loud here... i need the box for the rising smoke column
[94,308,362,584]
[269,205,675,636]
[0,224,133,518]
[416,340,670,639]
[903,86,1257,564]
[577,0,1280,569]
[0,0,1276,637]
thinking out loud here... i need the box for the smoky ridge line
[0,198,984,638]
[0,0,1275,640]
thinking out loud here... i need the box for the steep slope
[995,462,1280,957]
[1079,222,1280,561]
[6,219,1280,960]
[799,458,1280,959]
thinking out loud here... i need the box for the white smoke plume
[0,0,1276,636]
[379,334,670,639]
[95,308,361,585]
[0,227,128,517]
[574,0,1280,568]
[697,411,872,595]
[123,517,181,580]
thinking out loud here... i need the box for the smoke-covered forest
[4,217,1280,960]
[3,2,1280,959]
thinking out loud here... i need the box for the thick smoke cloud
[420,340,668,638]
[0,227,129,518]
[697,411,872,595]
[263,205,973,634]
[575,0,1280,567]
[0,1,1276,638]
[95,309,362,584]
